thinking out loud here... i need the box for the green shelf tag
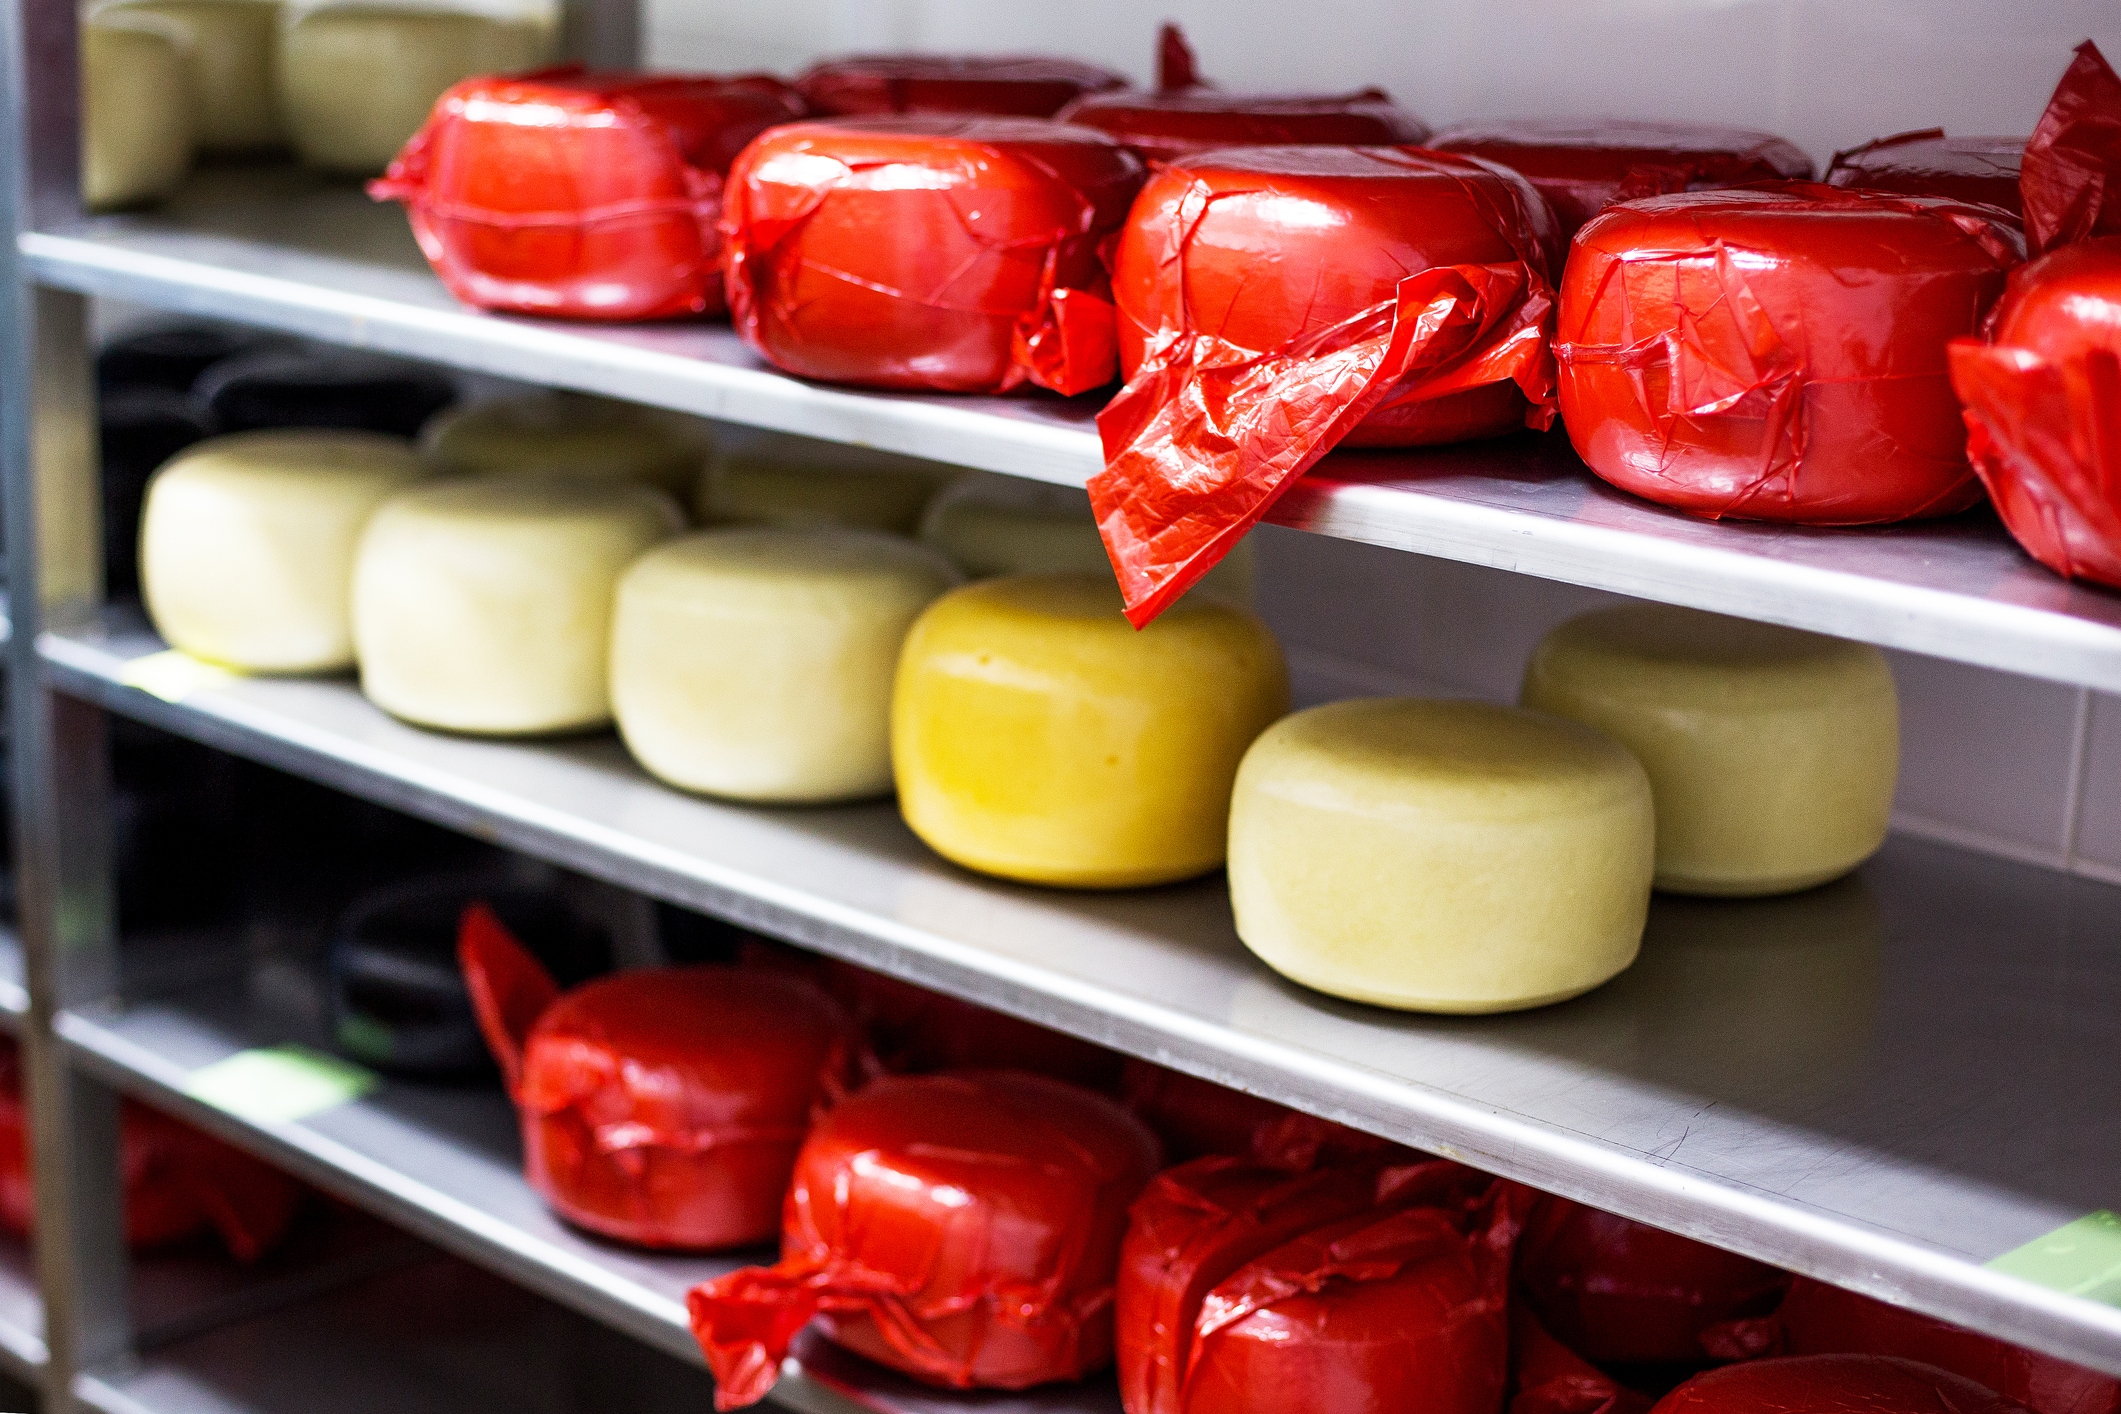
[1986,1211,2121,1306]
[183,1045,377,1125]
[119,649,235,704]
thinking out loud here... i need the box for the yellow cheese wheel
[421,392,711,501]
[697,433,960,535]
[611,529,961,802]
[140,430,424,672]
[352,476,680,734]
[892,573,1288,888]
[278,4,552,175]
[81,13,194,211]
[1229,698,1654,1013]
[99,0,282,153]
[1520,605,1898,897]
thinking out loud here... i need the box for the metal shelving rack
[3,0,2120,1410]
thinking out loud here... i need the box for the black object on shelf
[95,322,279,396]
[196,350,457,439]
[100,385,213,599]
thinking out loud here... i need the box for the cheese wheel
[697,434,959,534]
[422,392,711,500]
[1826,131,2023,216]
[352,477,680,734]
[1228,698,1652,1012]
[98,0,282,153]
[140,430,425,673]
[611,529,960,802]
[279,4,552,175]
[892,574,1288,888]
[1521,606,1897,897]
[81,13,194,211]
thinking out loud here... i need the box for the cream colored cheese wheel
[279,4,552,175]
[612,529,961,802]
[140,430,425,672]
[81,13,194,211]
[1520,605,1898,897]
[421,392,711,501]
[352,477,680,734]
[892,573,1288,889]
[99,0,282,153]
[1229,698,1654,1013]
[697,433,960,535]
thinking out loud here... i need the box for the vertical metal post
[559,0,641,70]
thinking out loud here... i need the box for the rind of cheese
[697,433,960,535]
[1229,697,1654,1013]
[278,4,553,175]
[1521,604,1898,897]
[612,529,961,802]
[81,13,194,211]
[422,392,712,501]
[892,573,1289,888]
[140,430,426,672]
[98,0,282,152]
[352,476,680,734]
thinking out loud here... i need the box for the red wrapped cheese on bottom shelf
[1119,1060,1401,1172]
[459,905,864,1251]
[719,117,1145,394]
[1093,145,1559,624]
[1556,184,2023,524]
[1825,131,2023,216]
[1511,1305,1653,1414]
[1652,1356,2033,1414]
[795,54,1127,118]
[370,68,807,321]
[687,1071,1161,1408]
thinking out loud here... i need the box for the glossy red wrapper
[1652,1356,2034,1414]
[1430,121,1812,244]
[1058,89,1429,165]
[1120,1060,1402,1172]
[370,67,808,321]
[1093,145,1560,624]
[1556,184,2024,524]
[460,904,864,1251]
[2021,42,2121,256]
[720,116,1145,394]
[1511,1305,1654,1414]
[1826,131,2024,217]
[796,54,1127,119]
[687,1071,1161,1408]
[826,959,1124,1088]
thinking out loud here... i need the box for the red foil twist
[796,55,1127,119]
[1120,1060,1402,1173]
[1652,1356,2034,1414]
[1826,131,2024,217]
[2022,42,2121,256]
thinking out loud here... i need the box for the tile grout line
[2060,686,2095,871]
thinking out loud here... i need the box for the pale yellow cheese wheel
[1229,698,1654,1013]
[278,4,552,175]
[140,431,425,673]
[1520,605,1898,897]
[611,529,961,802]
[892,573,1289,889]
[421,392,712,501]
[696,433,960,535]
[99,0,282,153]
[81,13,194,211]
[352,476,680,734]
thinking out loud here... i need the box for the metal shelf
[20,167,2121,693]
[0,928,26,1028]
[37,606,2121,1377]
[0,1233,42,1381]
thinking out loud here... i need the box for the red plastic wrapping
[826,960,1124,1088]
[1092,146,1559,624]
[370,67,807,321]
[1510,1306,1653,1414]
[688,1071,1160,1408]
[1120,1060,1402,1172]
[459,904,864,1251]
[796,55,1127,118]
[1555,184,2024,524]
[1826,131,2024,216]
[1057,89,1430,165]
[1430,121,1812,244]
[0,1041,300,1260]
[1652,1357,2033,1414]
[719,116,1144,394]
[2021,42,2121,256]
[1949,237,2121,587]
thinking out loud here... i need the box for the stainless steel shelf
[38,607,2121,1377]
[20,167,2121,692]
[0,1233,42,1380]
[0,928,26,1028]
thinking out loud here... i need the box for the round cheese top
[81,13,194,211]
[97,0,283,153]
[698,433,959,534]
[421,391,711,500]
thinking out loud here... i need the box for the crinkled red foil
[1057,88,1430,165]
[1556,183,2024,524]
[1653,1357,2034,1414]
[796,55,1128,119]
[1430,121,1812,244]
[1092,146,1559,625]
[1120,1061,1403,1172]
[720,116,1144,394]
[825,959,1125,1089]
[370,67,807,321]
[687,1071,1161,1409]
[459,905,865,1251]
[1826,131,2024,217]
[1510,1306,1653,1414]
[2021,42,2121,256]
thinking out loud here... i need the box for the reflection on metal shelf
[0,930,25,1026]
[0,1232,45,1379]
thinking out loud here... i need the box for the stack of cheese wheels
[98,0,283,154]
[81,11,194,211]
[1521,605,1898,897]
[140,430,426,672]
[611,529,961,803]
[278,3,552,175]
[697,432,958,535]
[421,392,711,502]
[892,573,1288,888]
[1228,698,1654,1012]
[352,477,679,734]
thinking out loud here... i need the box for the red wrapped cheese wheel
[1120,1060,1402,1172]
[1093,145,1560,624]
[459,904,864,1251]
[688,1071,1161,1408]
[370,67,807,321]
[1826,132,2023,217]
[825,959,1124,1089]
[720,116,1145,395]
[1058,88,1430,165]
[1652,1356,2033,1414]
[2021,42,2121,256]
[1430,121,1811,243]
[796,54,1126,119]
[1517,1195,1788,1366]
[1556,184,2023,524]
[1511,1305,1653,1414]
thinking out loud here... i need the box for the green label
[1986,1211,2121,1305]
[183,1045,378,1124]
